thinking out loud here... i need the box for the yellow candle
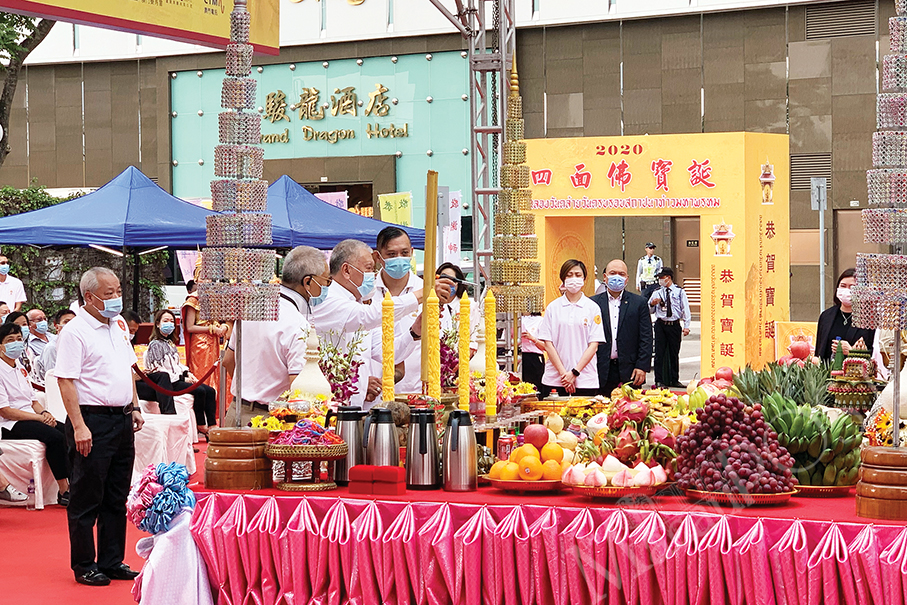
[381,291,395,401]
[458,293,471,411]
[426,289,441,399]
[484,289,497,418]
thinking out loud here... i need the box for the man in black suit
[590,259,653,396]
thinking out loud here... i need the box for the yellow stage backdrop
[525,132,790,374]
[0,0,280,54]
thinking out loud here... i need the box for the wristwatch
[571,368,580,377]
[409,328,421,341]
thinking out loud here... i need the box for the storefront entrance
[673,217,701,317]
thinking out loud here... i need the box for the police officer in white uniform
[56,267,143,587]
[649,267,692,389]
[636,243,663,305]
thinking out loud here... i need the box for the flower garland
[127,462,196,535]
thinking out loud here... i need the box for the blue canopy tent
[268,175,426,249]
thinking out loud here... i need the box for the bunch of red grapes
[676,394,797,494]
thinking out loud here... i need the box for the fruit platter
[484,477,566,493]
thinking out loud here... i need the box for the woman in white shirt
[0,322,70,502]
[144,310,217,439]
[537,259,607,397]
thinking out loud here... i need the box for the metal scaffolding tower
[427,0,516,288]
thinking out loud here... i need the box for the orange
[510,443,540,464]
[518,457,544,481]
[488,460,508,480]
[540,443,564,463]
[500,462,521,481]
[542,459,562,481]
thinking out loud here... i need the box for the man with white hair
[224,245,331,424]
[312,238,453,409]
[56,267,143,586]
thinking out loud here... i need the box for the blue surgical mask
[0,265,10,276]
[381,255,412,280]
[34,320,48,335]
[3,341,24,359]
[19,325,29,340]
[96,296,123,319]
[159,322,175,336]
[607,275,627,292]
[305,280,330,308]
[348,264,376,299]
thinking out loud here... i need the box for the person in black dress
[815,268,876,362]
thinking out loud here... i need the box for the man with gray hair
[224,245,331,423]
[56,266,143,586]
[313,238,455,408]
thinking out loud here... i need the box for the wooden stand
[204,427,272,490]
[856,446,907,520]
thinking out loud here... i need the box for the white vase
[290,329,333,398]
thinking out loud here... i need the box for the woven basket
[265,442,349,461]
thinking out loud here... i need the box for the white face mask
[658,278,669,287]
[837,286,852,306]
[563,277,584,294]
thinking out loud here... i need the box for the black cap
[645,242,656,249]
[656,267,674,279]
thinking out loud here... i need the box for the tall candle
[421,170,439,384]
[458,292,471,411]
[426,288,441,399]
[381,291,395,401]
[484,289,497,418]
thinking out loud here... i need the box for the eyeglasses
[307,275,333,288]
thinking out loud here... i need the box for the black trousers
[135,372,175,414]
[641,283,658,309]
[654,320,682,387]
[521,352,545,395]
[2,421,69,480]
[65,410,134,575]
[173,380,217,426]
[599,358,622,397]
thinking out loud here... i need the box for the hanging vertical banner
[315,191,348,210]
[442,190,462,265]
[377,192,413,227]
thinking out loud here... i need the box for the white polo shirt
[228,285,310,404]
[0,275,26,308]
[312,281,419,408]
[536,294,607,390]
[55,307,137,407]
[0,359,35,430]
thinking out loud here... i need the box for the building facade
[0,0,888,319]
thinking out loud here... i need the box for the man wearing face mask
[590,259,653,396]
[648,268,691,389]
[25,308,55,360]
[55,267,144,586]
[312,238,452,409]
[223,246,330,426]
[0,255,26,312]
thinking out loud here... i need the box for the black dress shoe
[99,563,139,580]
[75,570,111,586]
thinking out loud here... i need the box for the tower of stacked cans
[198,0,279,323]
[852,0,907,445]
[491,59,544,314]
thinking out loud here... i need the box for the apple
[697,377,714,386]
[714,366,735,382]
[788,341,811,360]
[712,379,733,390]
[524,424,549,450]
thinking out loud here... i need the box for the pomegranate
[788,341,811,360]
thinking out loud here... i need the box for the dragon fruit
[608,399,649,430]
[648,425,676,450]
[613,425,641,464]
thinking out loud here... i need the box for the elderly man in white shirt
[223,246,331,424]
[312,238,454,409]
[56,267,143,587]
[26,307,55,361]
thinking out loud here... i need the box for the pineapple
[801,361,831,407]
[733,365,763,405]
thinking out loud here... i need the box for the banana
[823,464,838,486]
[796,467,811,487]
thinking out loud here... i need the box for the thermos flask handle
[419,413,428,455]
[450,414,460,452]
[324,409,336,428]
[362,415,372,450]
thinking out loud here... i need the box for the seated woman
[144,309,217,439]
[0,322,69,505]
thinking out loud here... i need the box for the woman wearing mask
[0,322,70,504]
[144,309,218,438]
[537,259,607,396]
[815,268,877,361]
[437,262,480,352]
